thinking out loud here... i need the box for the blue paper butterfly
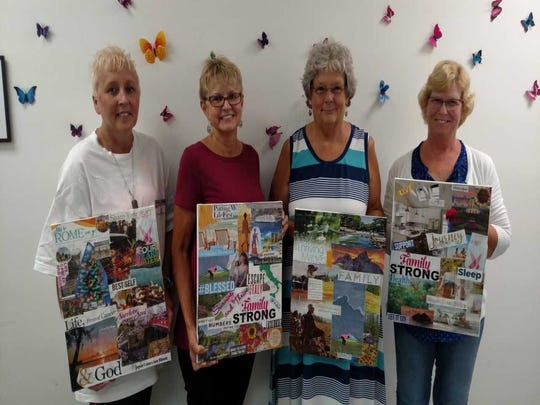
[14,86,37,104]
[257,32,269,49]
[36,23,49,38]
[521,12,534,32]
[379,80,390,104]
[472,50,482,66]
[70,124,83,137]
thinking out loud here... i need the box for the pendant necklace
[108,140,138,209]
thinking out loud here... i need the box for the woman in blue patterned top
[383,60,511,405]
[270,38,386,405]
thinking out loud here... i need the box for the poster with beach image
[53,206,171,392]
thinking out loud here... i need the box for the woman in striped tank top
[270,38,386,405]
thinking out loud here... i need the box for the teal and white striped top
[288,124,370,218]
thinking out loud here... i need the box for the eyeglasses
[204,92,243,107]
[313,85,346,96]
[428,98,463,109]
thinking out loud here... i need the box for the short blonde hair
[91,46,138,95]
[418,60,475,126]
[199,55,243,100]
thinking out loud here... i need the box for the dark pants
[89,386,152,405]
[178,348,255,405]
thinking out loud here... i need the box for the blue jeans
[394,321,484,405]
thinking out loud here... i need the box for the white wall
[1,1,539,404]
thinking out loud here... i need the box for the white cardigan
[383,143,511,258]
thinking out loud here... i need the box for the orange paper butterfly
[139,31,167,64]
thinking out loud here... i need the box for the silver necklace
[109,143,138,209]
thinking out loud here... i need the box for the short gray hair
[302,38,357,106]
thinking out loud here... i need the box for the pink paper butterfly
[491,0,502,21]
[526,80,540,101]
[429,24,442,47]
[382,5,395,24]
[469,252,482,269]
[266,125,282,149]
[140,225,152,243]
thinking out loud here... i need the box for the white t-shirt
[34,130,174,403]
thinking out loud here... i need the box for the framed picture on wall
[0,56,11,142]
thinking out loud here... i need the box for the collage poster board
[53,205,170,391]
[387,178,492,337]
[196,201,283,362]
[290,208,386,366]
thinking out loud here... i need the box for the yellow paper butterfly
[139,31,167,64]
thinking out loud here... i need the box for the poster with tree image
[53,205,170,392]
[387,178,491,337]
[290,208,386,365]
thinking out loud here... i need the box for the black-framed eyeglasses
[313,85,346,96]
[428,98,463,109]
[204,92,243,107]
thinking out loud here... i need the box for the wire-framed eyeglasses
[428,98,463,109]
[313,85,346,96]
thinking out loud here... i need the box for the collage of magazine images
[290,208,386,366]
[387,178,492,337]
[196,201,283,362]
[53,205,170,392]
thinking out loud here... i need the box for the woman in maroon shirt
[171,54,264,405]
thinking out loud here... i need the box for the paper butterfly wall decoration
[469,252,482,270]
[258,32,269,49]
[379,80,390,103]
[490,0,502,21]
[472,50,482,66]
[521,12,535,32]
[266,126,282,149]
[382,5,394,24]
[70,124,83,137]
[140,225,153,243]
[160,105,174,122]
[210,51,216,60]
[118,0,132,8]
[526,80,540,101]
[139,31,167,64]
[36,23,49,39]
[429,24,442,47]
[14,86,37,104]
